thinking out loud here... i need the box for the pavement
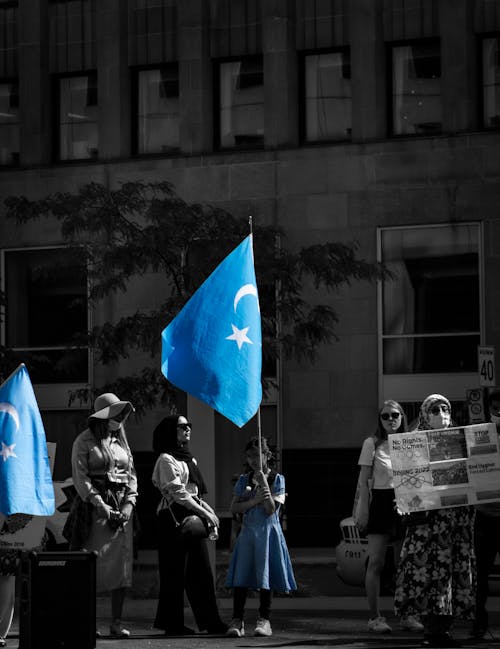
[5,548,500,648]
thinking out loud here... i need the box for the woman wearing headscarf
[394,394,476,648]
[68,392,137,638]
[151,414,227,636]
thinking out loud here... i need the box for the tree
[3,181,388,414]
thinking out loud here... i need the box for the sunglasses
[381,412,401,421]
[177,422,192,431]
[430,404,450,415]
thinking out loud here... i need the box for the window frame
[298,46,352,145]
[478,31,500,132]
[376,222,484,404]
[387,37,443,139]
[0,245,92,406]
[0,76,20,168]
[53,70,98,163]
[130,62,180,158]
[214,54,265,152]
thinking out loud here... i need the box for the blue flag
[0,364,55,516]
[162,235,262,427]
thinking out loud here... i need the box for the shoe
[0,637,5,647]
[254,618,272,637]
[109,621,130,638]
[367,616,392,633]
[421,632,461,648]
[163,626,195,636]
[400,615,424,632]
[226,618,245,637]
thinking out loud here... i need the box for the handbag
[167,502,209,539]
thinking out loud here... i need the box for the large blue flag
[0,364,55,516]
[162,235,262,427]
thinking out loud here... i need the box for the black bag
[168,502,209,539]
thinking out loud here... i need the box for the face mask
[108,419,121,432]
[490,414,500,425]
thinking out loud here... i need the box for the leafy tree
[3,181,388,414]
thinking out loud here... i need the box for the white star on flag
[0,442,17,463]
[226,324,253,350]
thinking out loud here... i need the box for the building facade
[1,0,500,546]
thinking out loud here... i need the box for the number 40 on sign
[478,346,496,387]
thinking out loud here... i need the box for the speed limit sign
[478,346,496,387]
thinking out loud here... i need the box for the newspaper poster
[389,424,500,513]
[0,442,56,551]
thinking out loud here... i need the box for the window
[391,40,442,136]
[134,65,180,155]
[302,49,351,142]
[217,57,264,149]
[0,80,19,166]
[481,35,500,129]
[2,247,89,384]
[57,72,98,161]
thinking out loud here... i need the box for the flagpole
[249,215,262,470]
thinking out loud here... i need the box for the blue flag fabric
[162,235,262,427]
[0,364,55,516]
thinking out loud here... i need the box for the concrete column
[440,0,476,133]
[262,0,298,149]
[18,0,51,166]
[178,0,212,155]
[349,0,386,142]
[96,0,130,159]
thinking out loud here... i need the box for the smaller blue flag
[0,364,55,516]
[162,235,262,427]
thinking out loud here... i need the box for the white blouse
[152,452,199,513]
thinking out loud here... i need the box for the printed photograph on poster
[431,460,469,486]
[466,424,499,456]
[428,429,467,461]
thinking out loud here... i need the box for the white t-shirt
[358,436,394,489]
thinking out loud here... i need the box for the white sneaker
[226,618,245,637]
[367,616,392,633]
[254,618,272,637]
[400,615,424,632]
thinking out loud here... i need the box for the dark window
[391,41,442,136]
[481,36,500,129]
[0,80,19,166]
[57,72,98,161]
[217,57,264,150]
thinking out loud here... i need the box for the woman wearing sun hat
[68,392,138,638]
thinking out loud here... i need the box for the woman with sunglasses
[151,414,227,636]
[357,400,423,634]
[394,394,476,648]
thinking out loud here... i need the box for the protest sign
[389,424,500,513]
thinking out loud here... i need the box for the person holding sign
[356,400,423,634]
[394,394,476,648]
[471,388,500,640]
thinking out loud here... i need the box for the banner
[389,423,500,512]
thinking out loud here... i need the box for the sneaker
[254,617,272,637]
[226,618,245,638]
[109,621,130,638]
[400,615,424,632]
[367,616,392,633]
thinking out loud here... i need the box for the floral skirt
[394,506,476,619]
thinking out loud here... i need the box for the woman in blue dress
[225,436,296,638]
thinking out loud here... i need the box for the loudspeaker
[19,551,96,649]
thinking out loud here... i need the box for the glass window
[218,57,264,149]
[3,247,89,383]
[481,36,500,129]
[380,224,480,375]
[0,81,19,167]
[391,41,442,136]
[58,72,98,161]
[303,49,351,142]
[135,65,179,155]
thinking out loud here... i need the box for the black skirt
[367,488,403,539]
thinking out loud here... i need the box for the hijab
[417,393,452,431]
[152,415,207,495]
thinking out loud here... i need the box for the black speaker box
[19,551,96,649]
